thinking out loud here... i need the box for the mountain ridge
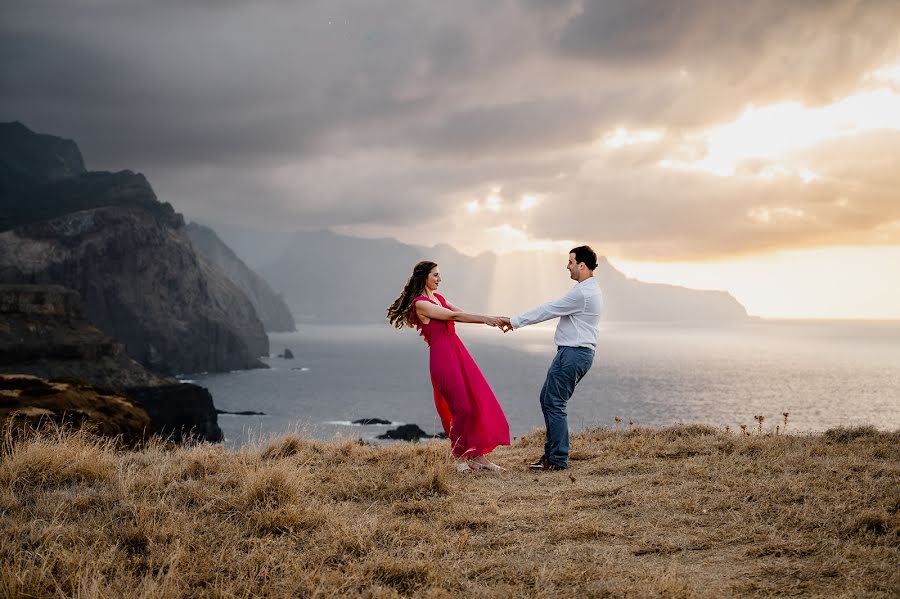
[257,229,748,323]
[0,121,269,374]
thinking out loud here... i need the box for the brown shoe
[528,456,547,470]
[529,457,565,471]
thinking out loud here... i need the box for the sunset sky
[3,1,900,318]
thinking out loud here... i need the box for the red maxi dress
[410,294,510,458]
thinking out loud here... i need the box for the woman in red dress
[387,260,511,472]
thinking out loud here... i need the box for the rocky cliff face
[186,222,295,332]
[0,122,269,375]
[0,121,85,198]
[0,284,167,388]
[124,384,223,444]
[0,284,224,443]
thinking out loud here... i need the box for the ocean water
[188,321,900,449]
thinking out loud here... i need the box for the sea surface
[187,321,900,449]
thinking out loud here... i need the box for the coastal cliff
[186,222,295,332]
[0,374,152,446]
[0,284,165,388]
[0,284,223,443]
[0,122,268,375]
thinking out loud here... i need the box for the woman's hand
[484,316,504,328]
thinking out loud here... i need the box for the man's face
[567,253,581,281]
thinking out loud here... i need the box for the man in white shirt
[500,246,603,471]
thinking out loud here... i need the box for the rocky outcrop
[377,424,439,441]
[124,384,223,444]
[186,222,295,332]
[0,284,223,443]
[0,121,85,222]
[0,374,153,447]
[0,284,168,388]
[0,122,269,374]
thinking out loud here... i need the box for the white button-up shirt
[510,277,603,349]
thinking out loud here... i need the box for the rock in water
[353,418,392,425]
[216,409,266,416]
[377,423,432,441]
[282,348,294,359]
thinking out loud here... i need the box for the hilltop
[1,424,896,597]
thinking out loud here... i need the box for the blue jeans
[539,346,594,468]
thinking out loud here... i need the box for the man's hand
[484,316,504,328]
[498,317,513,333]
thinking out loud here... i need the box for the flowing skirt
[429,334,510,457]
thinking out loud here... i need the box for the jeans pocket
[574,350,593,381]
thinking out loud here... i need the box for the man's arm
[510,288,585,329]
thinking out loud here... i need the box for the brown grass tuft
[0,424,897,597]
[822,425,887,444]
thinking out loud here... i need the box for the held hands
[484,316,513,332]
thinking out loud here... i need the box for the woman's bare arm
[416,300,501,326]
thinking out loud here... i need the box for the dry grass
[0,424,898,598]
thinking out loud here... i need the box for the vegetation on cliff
[1,424,896,597]
[0,375,151,447]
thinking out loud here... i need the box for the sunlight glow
[466,200,480,214]
[870,61,900,84]
[611,245,900,319]
[747,206,805,224]
[604,127,664,148]
[485,224,573,254]
[519,195,538,211]
[661,88,900,176]
[485,194,502,212]
[798,168,819,184]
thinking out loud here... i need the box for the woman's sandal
[470,460,504,472]
[456,462,472,473]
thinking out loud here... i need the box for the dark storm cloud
[2,0,900,258]
[557,0,900,121]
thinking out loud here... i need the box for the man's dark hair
[570,245,598,270]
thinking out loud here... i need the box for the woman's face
[425,266,441,292]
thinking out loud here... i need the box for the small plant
[739,424,748,437]
[783,412,790,432]
[724,425,731,434]
[754,415,765,435]
[614,417,622,431]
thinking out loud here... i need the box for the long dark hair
[387,260,437,329]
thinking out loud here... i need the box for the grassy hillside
[1,424,897,597]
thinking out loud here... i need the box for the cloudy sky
[3,0,900,318]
